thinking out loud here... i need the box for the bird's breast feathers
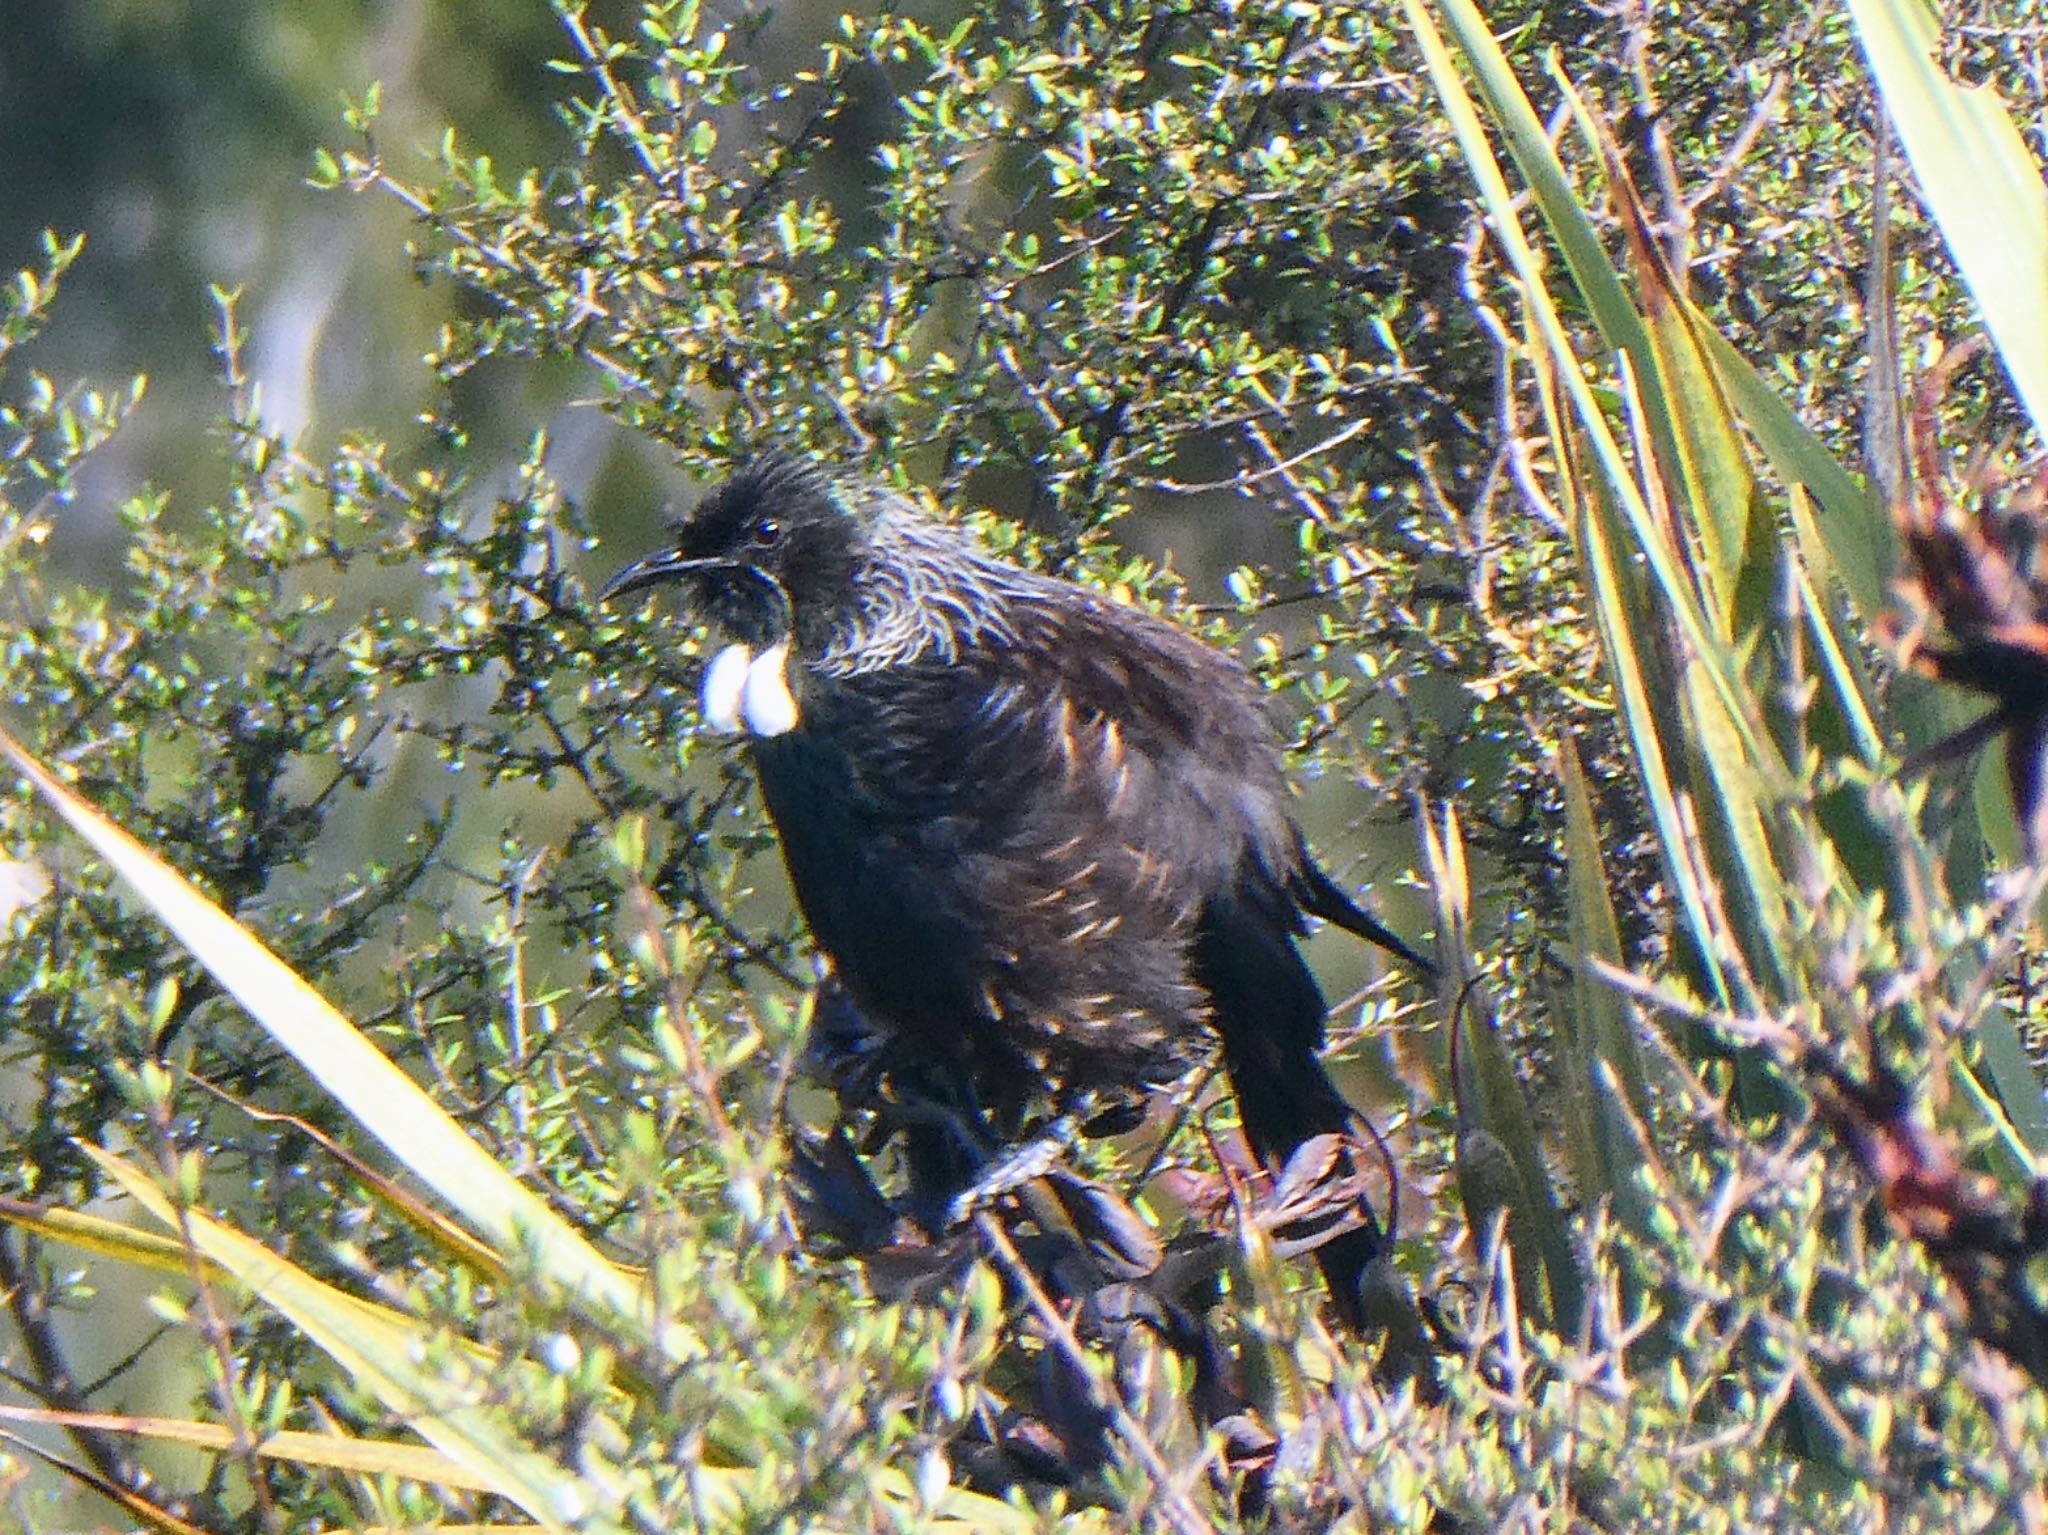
[752,591,1301,889]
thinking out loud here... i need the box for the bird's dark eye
[754,516,782,547]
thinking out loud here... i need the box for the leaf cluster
[2,2,2048,1531]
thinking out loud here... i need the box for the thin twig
[974,1213,1218,1535]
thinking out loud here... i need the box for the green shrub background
[0,1,2044,1529]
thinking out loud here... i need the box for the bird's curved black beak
[596,550,727,606]
[599,546,794,638]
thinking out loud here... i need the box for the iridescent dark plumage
[602,453,1432,1325]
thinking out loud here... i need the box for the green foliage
[2,1,2048,1531]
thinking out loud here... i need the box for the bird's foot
[1256,1129,1382,1260]
[942,1113,1083,1229]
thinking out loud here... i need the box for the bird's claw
[943,1114,1082,1228]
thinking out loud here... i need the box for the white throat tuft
[700,640,800,737]
[701,643,753,734]
[740,640,800,736]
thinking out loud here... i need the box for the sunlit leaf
[0,1405,493,1493]
[87,1148,631,1535]
[1850,0,2048,442]
[0,727,667,1353]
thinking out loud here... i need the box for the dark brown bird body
[761,580,1320,1107]
[602,454,1428,1321]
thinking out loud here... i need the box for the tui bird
[600,453,1433,1326]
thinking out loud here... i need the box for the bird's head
[598,453,869,651]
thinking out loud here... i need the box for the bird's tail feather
[1291,858,1437,978]
[1221,1028,1381,1329]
